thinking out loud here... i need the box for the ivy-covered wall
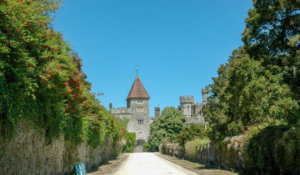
[160,136,252,174]
[0,119,123,175]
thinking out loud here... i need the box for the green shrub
[175,123,206,147]
[123,132,136,153]
[246,125,296,175]
[274,128,300,174]
[185,138,210,161]
[149,107,186,151]
[143,142,151,152]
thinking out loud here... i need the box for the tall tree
[204,1,300,141]
[242,0,300,112]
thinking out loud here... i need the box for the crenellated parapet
[180,95,194,104]
[111,107,132,115]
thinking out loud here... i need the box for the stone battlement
[111,107,132,114]
[180,95,194,104]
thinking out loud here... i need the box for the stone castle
[178,87,208,126]
[109,75,208,152]
[109,75,151,152]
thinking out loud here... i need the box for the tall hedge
[0,0,125,147]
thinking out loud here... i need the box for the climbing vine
[0,0,125,147]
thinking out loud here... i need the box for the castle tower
[126,75,150,152]
[179,95,194,118]
[178,87,208,126]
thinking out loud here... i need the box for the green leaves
[0,0,126,149]
[149,107,186,151]
[203,6,300,174]
[174,123,206,147]
[123,132,136,152]
[204,46,298,141]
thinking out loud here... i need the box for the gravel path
[112,152,198,175]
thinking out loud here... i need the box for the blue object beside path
[73,163,86,175]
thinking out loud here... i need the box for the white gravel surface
[112,153,198,175]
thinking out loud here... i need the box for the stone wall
[0,119,123,175]
[160,136,254,174]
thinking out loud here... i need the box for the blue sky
[53,0,253,117]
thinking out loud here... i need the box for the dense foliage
[204,0,300,141]
[247,125,300,174]
[149,107,186,151]
[203,0,300,174]
[143,142,151,152]
[204,47,298,141]
[0,0,125,148]
[175,123,206,147]
[122,131,136,153]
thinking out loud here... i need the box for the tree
[242,0,300,125]
[175,123,206,147]
[149,107,186,151]
[204,47,298,141]
[202,1,300,173]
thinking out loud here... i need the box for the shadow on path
[155,153,239,175]
[87,154,129,175]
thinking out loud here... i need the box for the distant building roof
[126,76,150,100]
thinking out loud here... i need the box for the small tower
[155,105,160,118]
[126,75,150,152]
[179,95,194,117]
[201,86,209,104]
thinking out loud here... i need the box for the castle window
[137,100,143,104]
[137,107,144,112]
[138,120,144,124]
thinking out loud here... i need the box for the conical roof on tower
[126,76,150,100]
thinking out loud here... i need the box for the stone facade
[110,76,151,152]
[110,76,209,152]
[178,87,208,125]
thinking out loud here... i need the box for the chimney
[155,105,160,118]
[201,87,209,103]
[109,102,112,111]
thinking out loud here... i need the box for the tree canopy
[175,123,206,147]
[149,107,186,151]
[203,0,300,142]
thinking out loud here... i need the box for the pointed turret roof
[126,76,150,100]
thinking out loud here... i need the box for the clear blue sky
[53,0,253,117]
